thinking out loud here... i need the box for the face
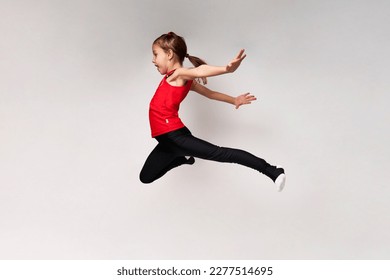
[152,44,170,75]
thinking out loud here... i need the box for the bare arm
[169,49,247,82]
[191,81,257,109]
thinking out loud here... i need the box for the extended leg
[169,131,284,183]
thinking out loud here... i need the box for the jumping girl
[139,32,286,191]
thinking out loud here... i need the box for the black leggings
[140,127,277,184]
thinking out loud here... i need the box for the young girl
[139,32,286,191]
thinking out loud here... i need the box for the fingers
[236,49,247,61]
[247,95,257,102]
[227,50,247,73]
[236,49,245,58]
[235,100,252,109]
[235,93,257,109]
[242,92,257,101]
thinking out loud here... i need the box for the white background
[1,0,389,259]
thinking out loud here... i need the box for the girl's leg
[139,142,193,184]
[168,128,284,182]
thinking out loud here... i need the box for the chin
[156,68,165,75]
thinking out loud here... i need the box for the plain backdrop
[1,0,389,259]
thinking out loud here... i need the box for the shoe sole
[275,166,286,192]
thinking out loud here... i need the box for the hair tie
[185,54,189,58]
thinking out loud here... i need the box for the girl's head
[152,32,207,83]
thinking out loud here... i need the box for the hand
[234,93,257,109]
[226,49,247,73]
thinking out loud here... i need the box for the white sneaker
[275,166,286,192]
[275,173,286,192]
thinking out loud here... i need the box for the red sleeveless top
[149,70,193,137]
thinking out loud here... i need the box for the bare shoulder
[174,67,196,77]
[167,67,194,86]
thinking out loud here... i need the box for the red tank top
[149,70,193,137]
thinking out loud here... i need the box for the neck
[167,62,182,73]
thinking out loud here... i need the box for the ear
[167,49,174,60]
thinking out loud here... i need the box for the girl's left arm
[191,81,256,109]
[172,49,247,82]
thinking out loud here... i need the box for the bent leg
[139,142,192,184]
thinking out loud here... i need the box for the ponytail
[186,54,208,84]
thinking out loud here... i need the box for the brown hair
[153,32,208,84]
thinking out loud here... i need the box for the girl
[139,32,286,191]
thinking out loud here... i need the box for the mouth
[154,65,163,73]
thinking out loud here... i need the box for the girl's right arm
[171,49,247,82]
